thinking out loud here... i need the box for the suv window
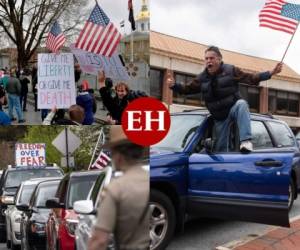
[56,178,68,204]
[153,114,204,152]
[90,172,106,205]
[268,121,295,147]
[34,182,59,208]
[251,121,273,149]
[4,169,62,188]
[67,175,98,209]
[17,184,36,205]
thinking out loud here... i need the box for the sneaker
[240,140,253,152]
[11,117,17,121]
[18,119,26,124]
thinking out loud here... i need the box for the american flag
[46,21,66,53]
[259,0,300,34]
[89,150,111,170]
[75,4,121,57]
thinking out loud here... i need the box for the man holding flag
[169,46,282,152]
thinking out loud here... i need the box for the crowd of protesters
[0,62,147,126]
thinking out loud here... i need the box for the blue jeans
[214,99,251,152]
[8,94,23,121]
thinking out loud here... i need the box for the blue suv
[150,110,300,250]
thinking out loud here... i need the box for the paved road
[167,199,300,250]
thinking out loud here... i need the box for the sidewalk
[216,216,300,250]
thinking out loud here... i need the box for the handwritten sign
[70,44,129,81]
[38,53,76,109]
[15,143,46,167]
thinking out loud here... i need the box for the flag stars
[281,3,300,21]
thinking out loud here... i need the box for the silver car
[5,178,60,250]
[74,167,114,250]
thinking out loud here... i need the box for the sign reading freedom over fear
[38,53,76,109]
[15,143,46,167]
[70,44,129,81]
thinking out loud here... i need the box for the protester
[5,69,25,123]
[76,80,94,125]
[0,86,10,125]
[88,126,149,250]
[19,72,30,111]
[169,46,282,152]
[43,105,84,125]
[98,71,147,125]
[31,66,38,112]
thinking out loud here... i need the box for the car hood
[31,208,51,223]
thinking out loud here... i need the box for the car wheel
[150,190,176,250]
[6,239,11,249]
[288,178,296,211]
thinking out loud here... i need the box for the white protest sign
[15,143,46,167]
[70,44,129,81]
[38,53,76,109]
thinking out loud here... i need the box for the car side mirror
[204,138,214,154]
[16,203,29,212]
[46,198,64,209]
[74,200,95,215]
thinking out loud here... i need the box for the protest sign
[38,53,76,109]
[70,44,129,81]
[15,143,46,167]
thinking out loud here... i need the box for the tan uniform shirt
[95,165,149,250]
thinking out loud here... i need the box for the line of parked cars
[0,163,135,250]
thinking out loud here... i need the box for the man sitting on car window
[169,46,282,152]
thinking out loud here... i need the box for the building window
[141,23,145,31]
[239,84,260,112]
[150,68,163,99]
[172,72,203,106]
[268,89,299,116]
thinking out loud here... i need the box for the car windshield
[5,169,62,188]
[35,182,59,208]
[18,184,36,205]
[153,114,204,152]
[67,176,98,209]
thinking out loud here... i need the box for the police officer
[88,126,149,250]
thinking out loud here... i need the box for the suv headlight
[1,196,14,204]
[65,219,78,235]
[31,222,45,233]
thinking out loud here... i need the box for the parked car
[74,167,113,250]
[45,170,101,250]
[6,178,60,250]
[74,165,149,250]
[0,165,64,242]
[18,178,62,250]
[150,111,300,250]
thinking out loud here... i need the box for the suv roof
[69,170,102,178]
[178,110,278,121]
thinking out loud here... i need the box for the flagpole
[130,28,134,62]
[88,127,104,170]
[280,23,299,63]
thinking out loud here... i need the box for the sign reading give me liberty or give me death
[37,53,76,109]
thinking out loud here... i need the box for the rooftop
[150,31,300,82]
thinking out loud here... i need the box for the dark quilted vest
[199,64,241,120]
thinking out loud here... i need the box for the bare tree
[0,0,90,68]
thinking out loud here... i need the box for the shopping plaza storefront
[150,31,300,131]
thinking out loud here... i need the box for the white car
[5,178,60,250]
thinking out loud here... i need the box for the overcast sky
[151,0,300,74]
[86,0,142,35]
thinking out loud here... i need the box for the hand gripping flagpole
[280,22,300,63]
[88,127,105,170]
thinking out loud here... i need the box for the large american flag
[259,0,300,34]
[75,4,121,57]
[89,150,111,170]
[46,22,66,53]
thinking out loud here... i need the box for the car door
[187,119,293,227]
